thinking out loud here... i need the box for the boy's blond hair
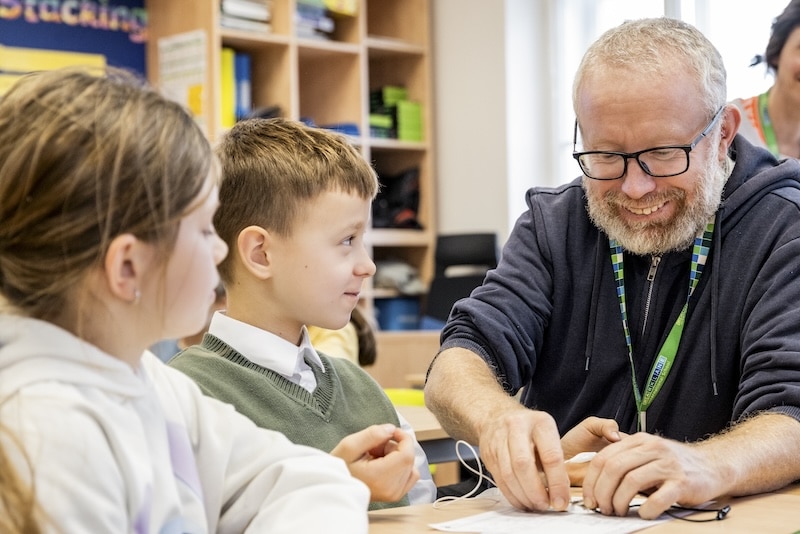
[214,118,379,284]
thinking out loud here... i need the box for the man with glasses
[425,17,800,520]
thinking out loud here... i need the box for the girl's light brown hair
[0,425,43,534]
[0,68,212,325]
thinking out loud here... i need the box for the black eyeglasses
[662,503,731,522]
[572,107,725,181]
[584,501,731,523]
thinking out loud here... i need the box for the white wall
[431,1,506,242]
[505,0,554,235]
[432,0,554,243]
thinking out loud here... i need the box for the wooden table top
[369,483,800,533]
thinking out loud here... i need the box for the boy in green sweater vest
[169,118,436,510]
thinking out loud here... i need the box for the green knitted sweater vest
[169,333,409,510]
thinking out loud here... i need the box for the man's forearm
[424,347,527,445]
[697,411,800,497]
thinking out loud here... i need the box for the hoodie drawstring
[585,233,607,371]
[709,207,723,396]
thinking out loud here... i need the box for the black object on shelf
[372,167,422,229]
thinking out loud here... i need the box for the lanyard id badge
[609,216,715,432]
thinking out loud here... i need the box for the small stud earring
[133,289,141,304]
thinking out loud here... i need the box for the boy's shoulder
[167,338,233,372]
[318,353,381,385]
[319,352,363,373]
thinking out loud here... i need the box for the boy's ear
[104,233,149,303]
[237,225,272,280]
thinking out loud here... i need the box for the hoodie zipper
[641,256,661,337]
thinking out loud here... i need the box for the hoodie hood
[704,135,800,395]
[0,313,148,400]
[719,134,800,221]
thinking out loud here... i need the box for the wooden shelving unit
[145,0,436,328]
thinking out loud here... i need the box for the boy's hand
[331,424,420,503]
[562,417,623,459]
[561,417,624,486]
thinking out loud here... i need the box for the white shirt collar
[207,312,324,384]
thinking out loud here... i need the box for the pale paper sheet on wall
[158,29,208,134]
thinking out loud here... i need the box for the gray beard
[583,153,730,256]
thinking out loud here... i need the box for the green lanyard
[609,217,715,432]
[758,91,780,156]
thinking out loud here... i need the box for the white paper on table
[429,495,670,534]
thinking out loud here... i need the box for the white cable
[432,439,498,508]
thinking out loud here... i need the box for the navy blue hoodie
[439,135,800,440]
